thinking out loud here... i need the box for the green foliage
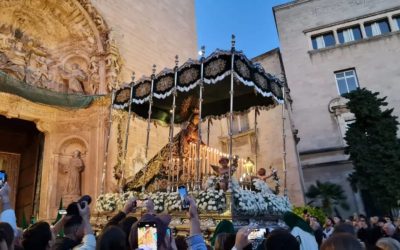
[344,88,400,213]
[293,206,326,225]
[305,181,349,216]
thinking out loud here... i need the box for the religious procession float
[95,36,291,234]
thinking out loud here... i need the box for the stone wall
[92,0,197,81]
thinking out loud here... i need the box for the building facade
[0,0,196,222]
[274,0,400,216]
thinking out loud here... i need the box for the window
[229,114,249,134]
[394,16,400,31]
[311,32,336,49]
[365,19,391,37]
[335,69,359,95]
[338,26,362,43]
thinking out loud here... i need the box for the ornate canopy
[113,49,284,124]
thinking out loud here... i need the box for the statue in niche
[63,150,85,196]
[60,63,87,94]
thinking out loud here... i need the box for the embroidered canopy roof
[113,49,284,124]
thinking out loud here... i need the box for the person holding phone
[185,196,207,250]
[129,198,176,250]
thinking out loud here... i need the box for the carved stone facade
[0,0,122,94]
[0,0,197,222]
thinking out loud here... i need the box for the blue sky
[195,0,291,58]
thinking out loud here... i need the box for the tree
[344,88,400,213]
[305,180,349,216]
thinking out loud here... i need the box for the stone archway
[0,0,123,94]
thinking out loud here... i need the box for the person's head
[378,217,387,227]
[0,222,14,249]
[384,216,393,223]
[22,221,54,250]
[63,215,84,241]
[325,217,335,228]
[333,223,356,236]
[376,237,400,250]
[211,220,235,247]
[214,233,236,250]
[265,229,300,250]
[219,157,229,167]
[129,214,169,249]
[118,216,137,249]
[258,168,266,176]
[175,235,188,250]
[333,216,342,225]
[383,223,396,237]
[96,226,126,250]
[358,214,368,228]
[370,216,379,226]
[320,233,363,250]
[309,217,321,231]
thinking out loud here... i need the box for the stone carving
[60,64,88,94]
[0,0,123,94]
[63,150,85,197]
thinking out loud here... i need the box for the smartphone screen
[248,228,267,240]
[136,199,148,208]
[138,222,158,250]
[59,209,67,215]
[178,186,189,210]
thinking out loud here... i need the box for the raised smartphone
[138,222,158,250]
[178,185,190,210]
[248,228,267,240]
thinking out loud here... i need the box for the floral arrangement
[232,179,291,216]
[96,177,291,216]
[96,193,121,213]
[196,189,226,212]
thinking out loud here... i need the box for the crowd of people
[0,181,400,250]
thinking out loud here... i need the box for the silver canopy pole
[228,35,235,184]
[143,65,156,192]
[196,46,205,190]
[207,118,211,147]
[101,88,116,194]
[254,107,259,173]
[120,73,135,192]
[145,65,156,159]
[168,56,179,191]
[281,85,288,196]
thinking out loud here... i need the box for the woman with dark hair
[96,225,126,250]
[321,233,363,250]
[283,212,318,250]
[214,233,236,250]
[265,229,300,250]
[22,221,54,250]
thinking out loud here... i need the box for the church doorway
[0,115,44,226]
